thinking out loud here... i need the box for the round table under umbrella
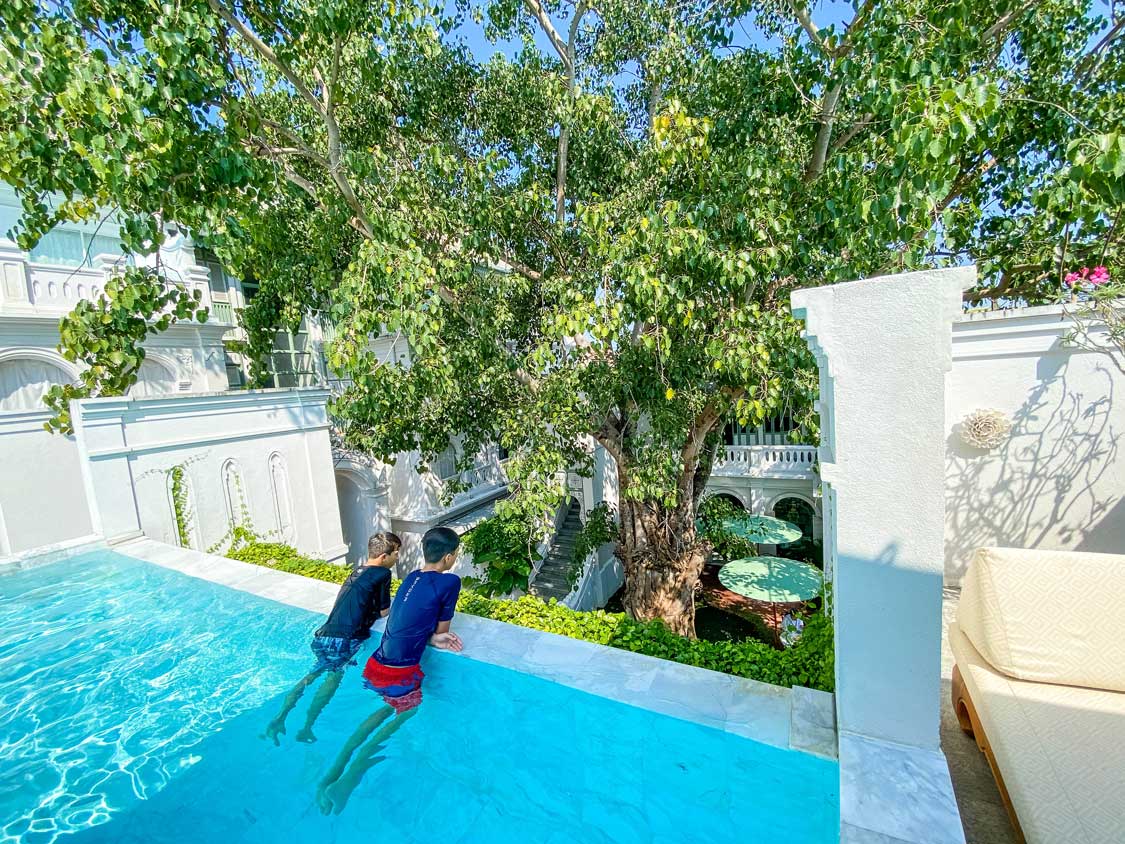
[720,514,803,546]
[718,555,823,644]
[718,555,822,603]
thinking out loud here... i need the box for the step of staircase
[530,500,585,601]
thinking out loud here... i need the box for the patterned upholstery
[958,547,1125,692]
[950,622,1125,843]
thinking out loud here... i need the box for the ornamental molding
[959,408,1012,450]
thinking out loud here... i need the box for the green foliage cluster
[697,496,755,563]
[461,510,537,597]
[228,541,351,584]
[568,502,618,586]
[1065,275,1125,370]
[230,541,833,691]
[7,0,1123,626]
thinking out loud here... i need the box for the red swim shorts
[362,658,425,713]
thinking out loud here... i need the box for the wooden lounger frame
[951,665,1028,844]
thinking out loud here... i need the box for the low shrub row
[231,542,834,692]
[227,541,351,584]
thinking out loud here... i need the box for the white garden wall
[0,410,94,554]
[72,388,347,563]
[945,304,1125,585]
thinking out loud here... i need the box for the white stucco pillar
[71,397,145,543]
[0,239,31,312]
[792,266,974,749]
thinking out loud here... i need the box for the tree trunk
[616,492,708,638]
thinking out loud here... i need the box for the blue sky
[448,1,859,64]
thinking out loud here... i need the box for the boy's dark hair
[368,532,402,559]
[422,527,460,564]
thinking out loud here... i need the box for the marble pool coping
[83,536,839,761]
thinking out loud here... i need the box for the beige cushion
[958,547,1125,692]
[950,622,1125,844]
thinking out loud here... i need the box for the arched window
[269,453,295,542]
[0,357,72,411]
[166,467,199,549]
[222,459,248,530]
[774,497,818,565]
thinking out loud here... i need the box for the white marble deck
[106,536,836,760]
[839,732,964,844]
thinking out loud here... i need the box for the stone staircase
[530,500,583,602]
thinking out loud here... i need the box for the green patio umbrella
[717,556,823,603]
[719,513,803,545]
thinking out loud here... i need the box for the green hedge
[231,542,834,692]
[227,542,351,584]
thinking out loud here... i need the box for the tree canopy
[2,0,1122,630]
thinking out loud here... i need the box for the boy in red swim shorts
[316,527,463,815]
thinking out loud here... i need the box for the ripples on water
[0,550,839,844]
[0,553,311,843]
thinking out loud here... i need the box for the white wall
[793,266,973,751]
[0,410,94,554]
[945,304,1125,584]
[335,466,392,566]
[72,388,348,563]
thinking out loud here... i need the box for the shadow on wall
[946,353,1122,583]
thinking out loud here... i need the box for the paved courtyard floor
[941,588,1018,844]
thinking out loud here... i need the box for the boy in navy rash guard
[315,527,463,815]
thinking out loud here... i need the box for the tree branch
[555,2,586,222]
[208,0,323,117]
[786,1,830,54]
[804,83,842,181]
[1076,16,1125,85]
[210,2,374,239]
[523,0,571,68]
[983,0,1037,42]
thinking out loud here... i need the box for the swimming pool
[0,548,839,843]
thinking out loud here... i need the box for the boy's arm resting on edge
[429,621,462,651]
[429,579,463,651]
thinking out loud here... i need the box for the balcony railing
[712,445,817,478]
[0,241,236,325]
[208,300,235,325]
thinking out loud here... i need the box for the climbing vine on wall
[170,465,193,548]
[207,467,275,554]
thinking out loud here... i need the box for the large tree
[1,0,1122,633]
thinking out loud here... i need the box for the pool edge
[113,537,838,763]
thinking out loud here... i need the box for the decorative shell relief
[960,408,1012,450]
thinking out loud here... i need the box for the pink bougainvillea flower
[1064,266,1111,288]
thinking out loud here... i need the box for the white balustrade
[0,241,222,321]
[711,444,817,477]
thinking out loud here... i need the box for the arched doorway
[335,470,375,567]
[701,492,746,514]
[773,497,819,566]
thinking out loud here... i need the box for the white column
[792,266,974,749]
[71,397,145,543]
[0,239,32,312]
[296,389,349,564]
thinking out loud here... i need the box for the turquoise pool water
[0,549,839,843]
